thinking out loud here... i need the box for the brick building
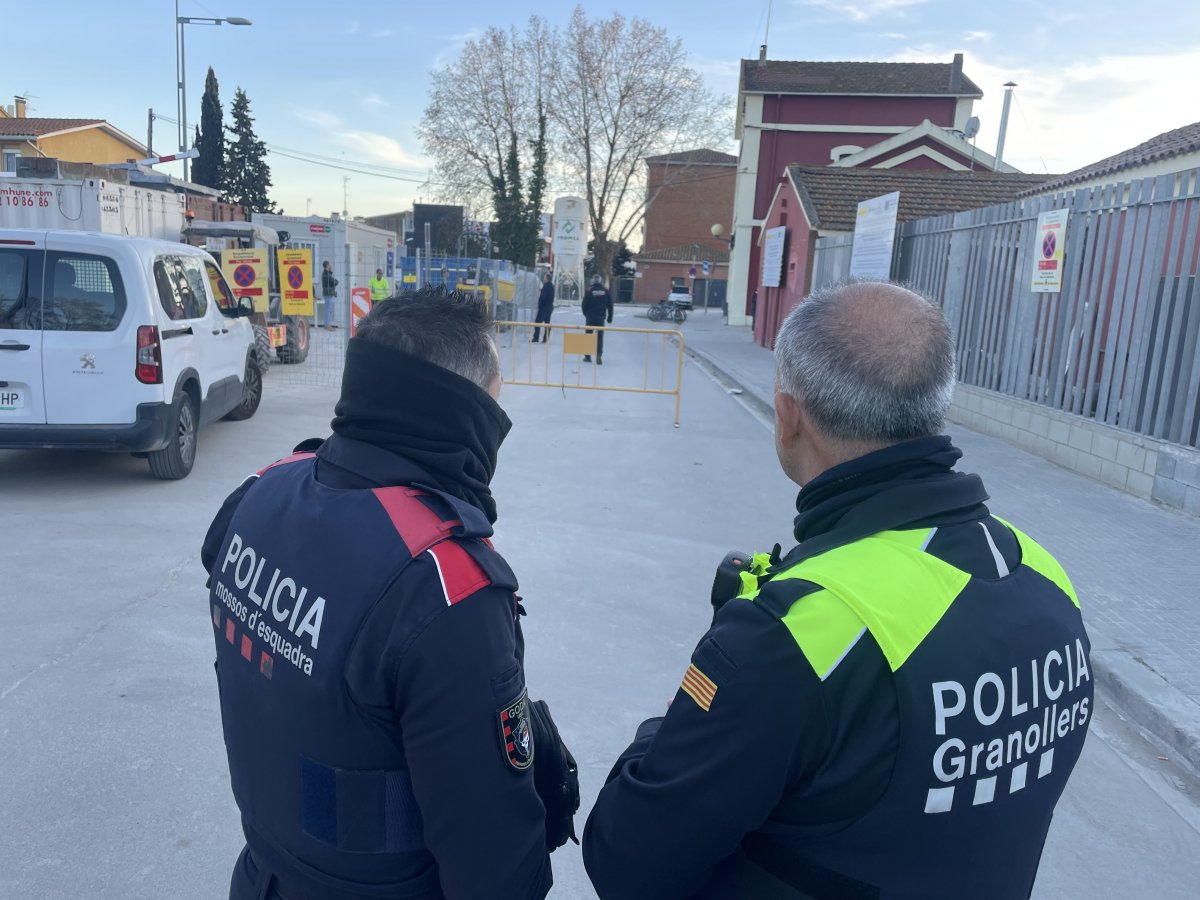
[634,149,736,306]
[728,53,1006,324]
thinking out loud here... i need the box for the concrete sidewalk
[679,313,1200,774]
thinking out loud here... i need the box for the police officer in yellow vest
[370,268,390,304]
[583,281,1093,900]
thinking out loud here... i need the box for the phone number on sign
[0,191,52,207]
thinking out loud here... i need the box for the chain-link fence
[264,256,542,389]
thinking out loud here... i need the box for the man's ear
[774,390,805,450]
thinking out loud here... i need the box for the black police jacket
[582,436,1092,900]
[201,434,551,900]
[582,286,613,325]
[537,282,555,314]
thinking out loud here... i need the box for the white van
[0,230,263,479]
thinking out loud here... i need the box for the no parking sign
[220,249,268,313]
[277,247,315,316]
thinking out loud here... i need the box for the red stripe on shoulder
[429,541,492,605]
[372,487,463,556]
[256,451,317,476]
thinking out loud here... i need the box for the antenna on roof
[763,0,772,59]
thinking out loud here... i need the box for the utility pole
[147,108,154,157]
[342,176,350,219]
[996,82,1017,169]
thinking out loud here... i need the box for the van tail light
[136,325,163,384]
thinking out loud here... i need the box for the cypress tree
[192,67,224,189]
[223,87,278,213]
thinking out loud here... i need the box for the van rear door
[40,240,139,425]
[0,235,47,425]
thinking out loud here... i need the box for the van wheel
[149,394,198,480]
[224,359,262,421]
[277,316,309,364]
[253,324,273,371]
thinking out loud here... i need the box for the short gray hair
[774,281,955,442]
[354,287,499,390]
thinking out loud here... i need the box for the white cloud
[294,109,343,130]
[433,28,484,69]
[886,45,1200,175]
[964,30,992,43]
[801,0,928,22]
[338,130,429,171]
[372,29,395,39]
[361,94,388,110]
[345,21,360,36]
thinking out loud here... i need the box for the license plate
[0,386,25,411]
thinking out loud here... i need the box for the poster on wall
[761,226,787,288]
[848,191,900,280]
[1031,209,1069,293]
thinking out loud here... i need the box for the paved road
[2,315,1198,897]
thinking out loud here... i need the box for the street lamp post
[176,1,251,182]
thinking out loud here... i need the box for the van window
[204,261,236,311]
[0,249,39,330]
[44,253,126,332]
[154,256,208,321]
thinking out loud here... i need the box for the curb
[683,338,1200,775]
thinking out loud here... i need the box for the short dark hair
[354,287,499,389]
[775,281,955,442]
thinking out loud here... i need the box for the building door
[693,278,727,308]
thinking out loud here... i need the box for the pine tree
[192,67,224,189]
[223,87,278,213]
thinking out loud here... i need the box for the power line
[266,143,429,178]
[266,147,432,185]
[1011,91,1051,175]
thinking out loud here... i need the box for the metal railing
[493,320,685,425]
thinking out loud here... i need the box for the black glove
[528,699,580,851]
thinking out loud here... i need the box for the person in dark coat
[532,274,555,343]
[581,275,614,364]
[201,289,567,900]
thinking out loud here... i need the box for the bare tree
[419,21,549,222]
[548,7,729,279]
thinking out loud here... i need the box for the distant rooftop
[0,117,104,137]
[1020,121,1200,195]
[740,58,982,98]
[785,166,1055,232]
[645,148,737,166]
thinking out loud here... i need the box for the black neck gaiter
[331,339,512,522]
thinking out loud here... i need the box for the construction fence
[811,169,1200,450]
[264,256,543,389]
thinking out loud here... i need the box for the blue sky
[7,0,1199,221]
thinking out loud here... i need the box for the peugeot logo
[80,354,96,370]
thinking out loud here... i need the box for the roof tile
[0,117,104,137]
[786,166,1055,232]
[741,60,982,97]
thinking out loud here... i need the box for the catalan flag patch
[681,664,718,712]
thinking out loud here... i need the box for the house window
[2,151,19,173]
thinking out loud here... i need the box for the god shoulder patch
[498,689,534,771]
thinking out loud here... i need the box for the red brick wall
[761,94,959,127]
[753,179,815,348]
[188,197,247,222]
[636,261,728,305]
[644,161,735,253]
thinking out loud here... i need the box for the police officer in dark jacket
[532,274,555,343]
[581,274,613,364]
[202,289,559,900]
[583,282,1093,899]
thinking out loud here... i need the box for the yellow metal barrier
[493,320,685,425]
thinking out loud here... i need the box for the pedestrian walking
[369,268,390,305]
[532,273,555,343]
[201,288,579,900]
[583,281,1093,899]
[581,274,613,364]
[320,260,339,329]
